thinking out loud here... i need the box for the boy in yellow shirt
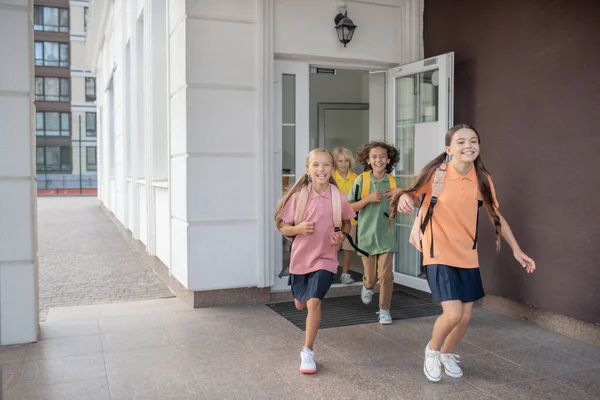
[332,147,358,284]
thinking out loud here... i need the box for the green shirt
[348,172,399,256]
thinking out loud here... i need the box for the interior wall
[309,69,369,158]
[424,0,600,324]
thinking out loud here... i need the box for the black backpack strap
[335,227,369,257]
[472,200,483,249]
[420,195,438,258]
[353,182,360,222]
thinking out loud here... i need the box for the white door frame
[272,60,309,291]
[387,52,455,292]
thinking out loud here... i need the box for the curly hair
[355,141,400,174]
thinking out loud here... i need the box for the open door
[388,52,455,292]
[273,60,309,290]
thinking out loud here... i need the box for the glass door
[387,52,454,292]
[273,60,309,290]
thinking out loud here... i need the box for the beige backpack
[410,162,483,257]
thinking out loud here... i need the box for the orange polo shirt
[415,162,499,269]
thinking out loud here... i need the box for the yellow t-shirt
[333,170,358,225]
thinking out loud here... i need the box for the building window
[36,146,71,172]
[86,147,97,171]
[34,42,69,67]
[86,112,97,136]
[36,112,70,137]
[85,78,96,101]
[34,6,69,33]
[35,77,69,102]
[84,7,89,32]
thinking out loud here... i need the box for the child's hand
[397,194,415,213]
[514,250,536,274]
[366,190,383,203]
[296,221,315,235]
[330,230,344,246]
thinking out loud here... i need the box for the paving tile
[15,378,110,400]
[546,338,600,366]
[365,320,489,357]
[37,197,173,322]
[459,352,541,391]
[1,361,23,394]
[442,389,499,400]
[485,378,594,400]
[39,319,100,339]
[108,368,205,400]
[212,304,281,320]
[179,338,253,368]
[554,366,600,398]
[165,320,241,345]
[357,359,479,400]
[19,354,106,387]
[103,345,184,378]
[26,335,103,360]
[496,345,599,376]
[243,332,305,356]
[98,314,163,333]
[45,305,102,322]
[157,309,220,326]
[101,327,173,353]
[95,303,156,318]
[2,388,22,400]
[227,316,301,337]
[0,344,28,366]
[462,324,538,352]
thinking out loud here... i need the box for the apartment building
[34,0,97,192]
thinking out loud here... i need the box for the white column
[0,0,38,345]
[143,0,156,256]
[168,0,270,290]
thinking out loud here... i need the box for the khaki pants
[361,253,394,310]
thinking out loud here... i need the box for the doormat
[266,291,442,330]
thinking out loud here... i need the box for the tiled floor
[1,298,599,400]
[37,197,173,321]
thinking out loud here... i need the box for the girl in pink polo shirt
[275,148,355,374]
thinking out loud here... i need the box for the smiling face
[335,155,350,174]
[446,128,480,163]
[367,146,389,174]
[306,150,334,185]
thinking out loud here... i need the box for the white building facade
[0,0,38,345]
[86,0,455,306]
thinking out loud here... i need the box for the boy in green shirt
[349,142,401,325]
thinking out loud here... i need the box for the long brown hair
[388,124,502,250]
[274,148,338,229]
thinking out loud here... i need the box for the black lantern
[334,11,357,47]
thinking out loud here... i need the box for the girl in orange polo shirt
[388,124,536,383]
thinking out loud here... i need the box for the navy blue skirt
[425,264,485,303]
[288,270,334,304]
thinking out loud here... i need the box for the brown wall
[424,0,600,324]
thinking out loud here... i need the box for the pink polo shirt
[279,185,355,275]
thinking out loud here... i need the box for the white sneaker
[340,273,355,284]
[424,343,442,382]
[377,309,393,325]
[440,353,462,378]
[361,285,373,305]
[300,347,316,374]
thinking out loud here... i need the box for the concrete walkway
[37,197,173,321]
[1,298,599,399]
